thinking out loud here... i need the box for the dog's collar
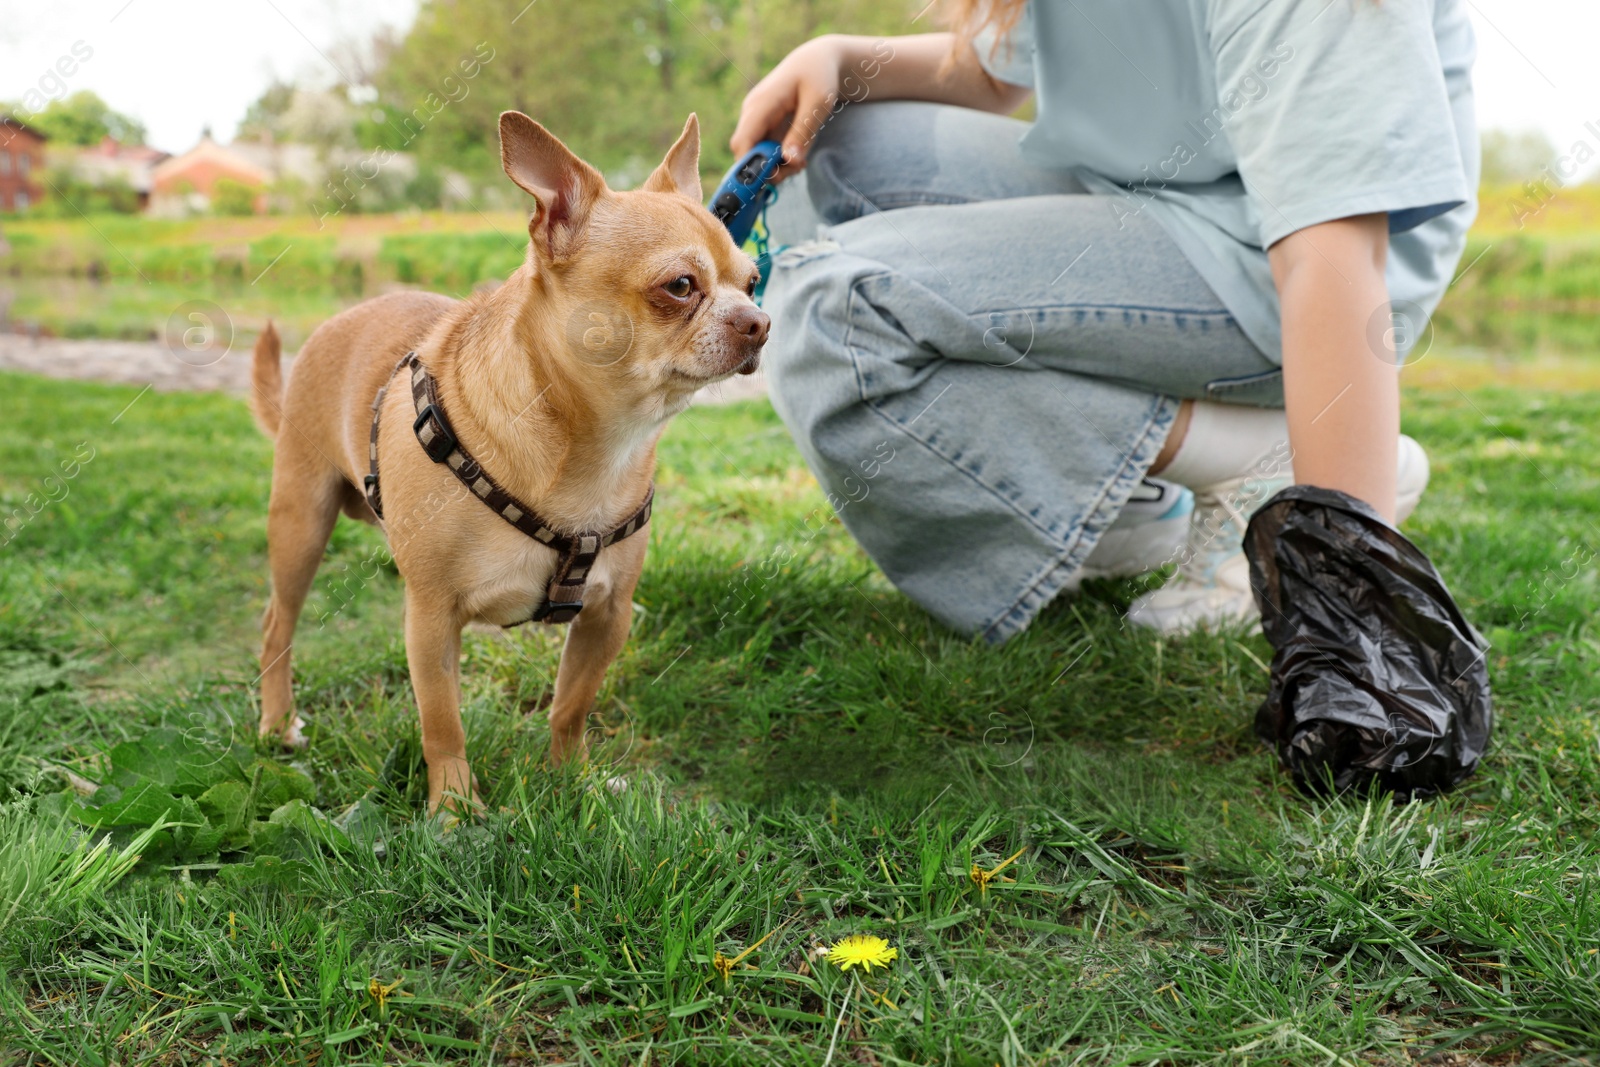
[363,351,653,626]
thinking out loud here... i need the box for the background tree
[368,0,921,196]
[235,81,298,144]
[19,90,147,146]
[35,164,141,216]
[237,85,359,149]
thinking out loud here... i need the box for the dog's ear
[641,113,702,201]
[499,111,607,262]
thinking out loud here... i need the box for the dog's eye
[663,276,694,299]
[745,274,759,296]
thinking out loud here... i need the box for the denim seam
[842,273,877,403]
[1205,367,1283,387]
[983,393,1178,643]
[833,188,973,218]
[972,303,1236,318]
[866,192,974,209]
[842,273,1068,546]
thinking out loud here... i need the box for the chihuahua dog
[250,111,767,813]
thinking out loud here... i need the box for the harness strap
[363,351,653,625]
[363,352,413,521]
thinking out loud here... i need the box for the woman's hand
[731,33,1032,181]
[730,35,848,177]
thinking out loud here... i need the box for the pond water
[0,275,424,352]
[2,274,1597,368]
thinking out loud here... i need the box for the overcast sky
[2,0,1596,173]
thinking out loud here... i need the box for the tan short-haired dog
[250,112,767,814]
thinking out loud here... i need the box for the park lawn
[0,367,1597,1065]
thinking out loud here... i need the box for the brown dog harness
[362,351,653,625]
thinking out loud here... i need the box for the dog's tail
[250,320,284,439]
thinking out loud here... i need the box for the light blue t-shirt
[976,0,1479,361]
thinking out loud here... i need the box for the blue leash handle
[708,140,788,306]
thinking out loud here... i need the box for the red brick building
[75,136,170,210]
[149,133,269,215]
[0,118,47,213]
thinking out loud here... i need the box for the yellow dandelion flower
[710,922,789,985]
[969,845,1028,899]
[368,976,403,1011]
[825,934,898,973]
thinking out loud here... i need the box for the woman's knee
[806,101,921,223]
[806,100,1058,225]
[806,101,955,224]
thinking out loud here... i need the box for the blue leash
[749,185,786,308]
[706,139,789,306]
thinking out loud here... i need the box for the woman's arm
[731,33,1032,174]
[1269,214,1400,522]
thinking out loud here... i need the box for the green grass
[1,367,1597,1064]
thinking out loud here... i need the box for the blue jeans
[763,102,1281,642]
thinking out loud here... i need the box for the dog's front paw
[425,761,484,823]
[281,715,309,750]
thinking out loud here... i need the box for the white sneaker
[1064,478,1194,592]
[1395,433,1430,521]
[1126,435,1430,634]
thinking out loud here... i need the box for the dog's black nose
[728,304,770,346]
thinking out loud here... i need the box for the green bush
[247,235,337,290]
[0,230,45,273]
[34,166,142,217]
[134,243,214,283]
[332,254,365,293]
[377,231,525,291]
[212,253,247,285]
[1544,244,1600,302]
[211,178,259,217]
[1448,234,1600,305]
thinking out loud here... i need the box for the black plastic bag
[1245,485,1493,800]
